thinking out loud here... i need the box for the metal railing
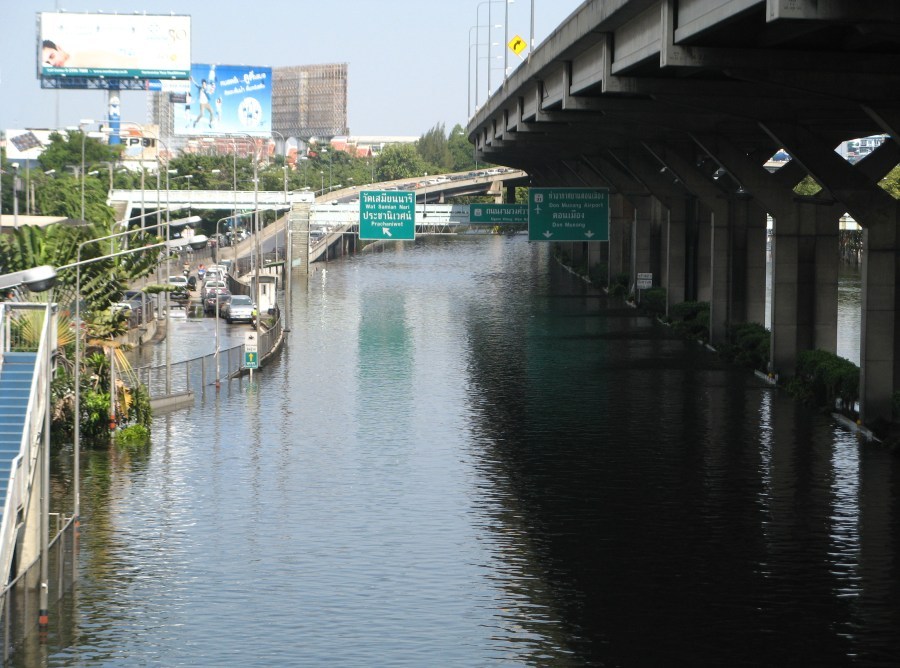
[0,303,55,597]
[0,514,77,662]
[131,309,284,399]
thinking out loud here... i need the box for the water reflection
[33,236,899,666]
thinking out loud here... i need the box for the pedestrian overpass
[0,302,58,641]
[107,169,528,223]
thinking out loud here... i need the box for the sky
[1,0,585,139]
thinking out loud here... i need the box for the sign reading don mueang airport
[359,191,416,240]
[528,188,609,241]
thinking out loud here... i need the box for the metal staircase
[0,304,55,587]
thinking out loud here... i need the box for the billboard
[38,12,191,80]
[117,124,161,163]
[5,129,61,161]
[172,64,272,137]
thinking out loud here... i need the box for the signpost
[469,203,527,224]
[636,272,652,305]
[508,35,527,56]
[528,188,610,242]
[359,190,416,240]
[244,330,258,376]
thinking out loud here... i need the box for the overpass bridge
[108,169,529,222]
[466,0,900,428]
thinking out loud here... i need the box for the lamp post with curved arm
[57,231,192,522]
[271,130,290,205]
[232,134,262,379]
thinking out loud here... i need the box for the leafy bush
[640,287,667,317]
[720,322,770,372]
[789,349,859,416]
[669,301,710,342]
[588,263,608,286]
[115,424,150,449]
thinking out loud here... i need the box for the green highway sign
[244,351,258,369]
[528,188,610,242]
[359,190,416,240]
[469,203,528,224]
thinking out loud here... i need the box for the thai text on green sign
[528,188,610,241]
[359,190,416,240]
[469,203,528,224]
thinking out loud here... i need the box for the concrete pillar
[745,202,768,325]
[859,216,900,425]
[695,202,713,304]
[664,197,689,310]
[770,209,802,374]
[709,203,731,343]
[812,205,840,355]
[632,198,655,288]
[724,195,774,327]
[287,203,310,272]
[769,201,841,376]
[608,194,633,284]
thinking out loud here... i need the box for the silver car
[222,294,256,324]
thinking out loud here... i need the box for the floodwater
[32,235,898,666]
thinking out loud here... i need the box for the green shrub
[610,282,628,298]
[669,301,710,342]
[640,287,667,317]
[115,424,150,449]
[790,349,859,415]
[721,322,770,372]
[588,263,608,286]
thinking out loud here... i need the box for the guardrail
[0,303,55,599]
[131,308,284,400]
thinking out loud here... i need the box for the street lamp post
[73,119,96,222]
[468,25,479,116]
[231,134,263,380]
[11,164,19,228]
[212,214,242,388]
[57,231,191,522]
[272,130,290,205]
[476,1,509,104]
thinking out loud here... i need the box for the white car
[168,275,188,288]
[200,279,227,300]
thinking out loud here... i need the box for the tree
[376,143,428,181]
[417,123,451,172]
[448,124,477,172]
[38,130,120,175]
[879,164,900,198]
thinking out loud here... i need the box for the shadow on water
[26,236,900,667]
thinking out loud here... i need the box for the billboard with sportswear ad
[172,63,273,137]
[38,12,191,81]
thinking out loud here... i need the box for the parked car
[203,289,232,315]
[200,279,227,300]
[168,275,190,303]
[120,289,151,324]
[222,294,256,324]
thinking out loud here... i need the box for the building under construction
[149,62,349,151]
[273,63,348,142]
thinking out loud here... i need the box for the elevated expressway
[467,0,900,428]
